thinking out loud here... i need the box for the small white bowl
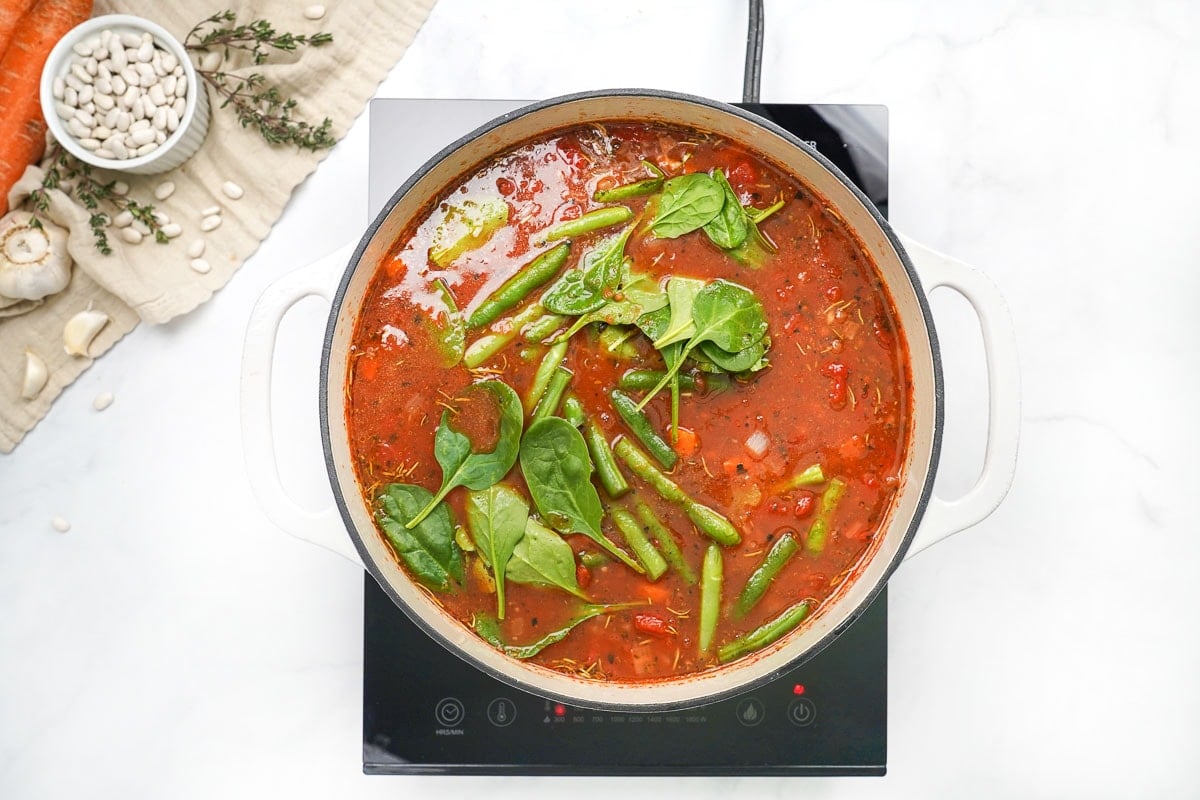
[40,14,209,176]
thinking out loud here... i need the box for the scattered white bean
[189,258,211,274]
[53,27,192,161]
[199,50,221,71]
[112,180,129,196]
[221,181,244,200]
[200,215,222,232]
[200,205,220,217]
[120,227,143,244]
[304,4,327,20]
[51,516,71,533]
[113,210,133,227]
[154,181,175,200]
[92,391,114,411]
[132,219,151,235]
[187,239,206,258]
[161,223,182,238]
[152,210,170,225]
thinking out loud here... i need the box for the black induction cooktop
[362,99,890,776]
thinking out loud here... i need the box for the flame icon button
[735,697,765,727]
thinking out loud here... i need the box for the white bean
[187,239,206,258]
[110,45,127,69]
[154,129,166,144]
[111,74,126,95]
[199,50,221,71]
[153,181,175,200]
[131,101,145,122]
[113,210,134,227]
[200,215,222,232]
[171,97,185,116]
[94,93,114,111]
[121,85,139,109]
[134,61,154,80]
[85,57,98,76]
[115,111,131,132]
[190,258,211,274]
[139,71,157,88]
[221,181,244,200]
[71,64,92,84]
[73,41,92,57]
[93,392,114,411]
[120,32,141,49]
[94,77,112,95]
[78,138,101,150]
[51,517,71,533]
[97,62,111,81]
[82,102,95,115]
[104,108,119,129]
[136,41,154,62]
[174,75,187,98]
[91,125,112,140]
[106,137,128,159]
[304,4,327,20]
[129,127,156,146]
[120,65,138,85]
[112,180,129,196]
[153,107,167,131]
[200,205,220,217]
[130,118,151,133]
[94,47,109,62]
[148,83,166,106]
[67,118,90,138]
[65,73,83,92]
[121,227,143,244]
[94,148,115,159]
[162,75,176,96]
[64,87,78,107]
[52,76,65,99]
[161,223,182,238]
[78,85,94,105]
[161,52,177,72]
[165,107,179,132]
[74,108,95,127]
[135,142,158,157]
[56,101,75,120]
[132,219,151,235]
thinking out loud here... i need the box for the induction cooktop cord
[743,0,765,103]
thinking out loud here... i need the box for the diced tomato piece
[821,361,847,379]
[633,612,675,637]
[356,354,380,382]
[673,427,699,457]
[576,563,592,589]
[825,284,843,302]
[496,176,516,196]
[792,491,816,518]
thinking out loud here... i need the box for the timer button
[487,697,517,727]
[735,697,766,727]
[435,697,465,727]
[787,697,817,727]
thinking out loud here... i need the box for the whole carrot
[0,0,93,216]
[0,1,37,62]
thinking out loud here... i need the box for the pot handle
[240,242,364,567]
[898,234,1021,559]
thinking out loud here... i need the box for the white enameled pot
[241,90,1020,711]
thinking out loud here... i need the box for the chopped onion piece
[745,430,770,459]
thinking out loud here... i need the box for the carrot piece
[672,427,699,457]
[0,0,93,216]
[0,0,37,62]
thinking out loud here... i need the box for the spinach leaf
[688,279,769,353]
[406,380,523,529]
[651,276,706,348]
[377,483,463,591]
[648,173,725,238]
[473,603,638,659]
[541,226,633,315]
[702,170,750,250]
[430,278,465,367]
[554,264,668,341]
[635,304,671,340]
[634,280,770,411]
[519,417,644,572]
[429,196,508,267]
[466,484,530,618]
[506,518,588,599]
[699,336,770,373]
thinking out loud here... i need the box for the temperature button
[434,697,465,727]
[735,697,765,727]
[787,698,817,727]
[487,697,517,727]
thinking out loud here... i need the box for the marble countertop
[3,1,1198,797]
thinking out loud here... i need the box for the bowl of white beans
[40,14,209,175]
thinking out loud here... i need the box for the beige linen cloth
[0,0,436,452]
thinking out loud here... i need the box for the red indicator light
[554,703,567,717]
[792,684,806,696]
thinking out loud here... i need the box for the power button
[787,697,817,727]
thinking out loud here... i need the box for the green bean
[746,197,786,224]
[634,501,696,585]
[612,438,740,546]
[611,389,677,469]
[773,463,826,494]
[562,395,586,427]
[699,544,723,654]
[717,601,811,663]
[805,477,847,555]
[583,419,630,498]
[592,161,665,203]
[579,551,611,569]
[734,533,799,617]
[524,339,569,413]
[542,206,633,242]
[598,325,640,359]
[464,303,560,368]
[532,366,573,421]
[466,243,571,329]
[611,507,667,581]
[618,369,697,393]
[522,312,569,344]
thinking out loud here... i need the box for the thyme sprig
[185,10,336,151]
[27,144,167,256]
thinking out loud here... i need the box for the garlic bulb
[0,212,72,301]
[21,351,49,400]
[63,309,110,357]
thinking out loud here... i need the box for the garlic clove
[21,350,49,400]
[0,212,73,301]
[63,309,111,357]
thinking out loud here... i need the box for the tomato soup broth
[347,123,911,682]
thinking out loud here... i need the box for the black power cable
[743,0,765,103]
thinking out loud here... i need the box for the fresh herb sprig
[185,10,336,150]
[27,144,167,255]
